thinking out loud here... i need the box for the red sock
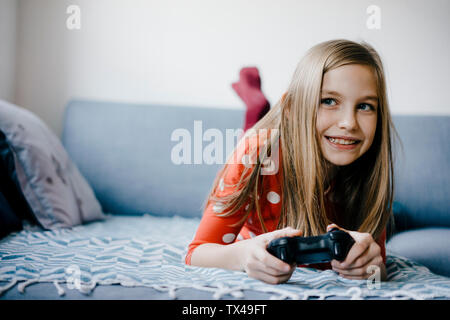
[232,67,270,131]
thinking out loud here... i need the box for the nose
[337,106,358,131]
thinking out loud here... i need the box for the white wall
[13,0,450,136]
[0,0,17,103]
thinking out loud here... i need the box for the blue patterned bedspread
[1,215,449,300]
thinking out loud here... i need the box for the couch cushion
[0,100,105,229]
[0,190,22,239]
[62,100,245,218]
[387,228,450,277]
[62,101,449,225]
[391,115,450,230]
[0,129,37,232]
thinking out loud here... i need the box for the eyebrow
[321,90,378,102]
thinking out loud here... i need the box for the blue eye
[358,103,375,111]
[321,98,336,106]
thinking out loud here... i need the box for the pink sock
[232,67,270,131]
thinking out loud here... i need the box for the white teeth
[328,137,358,145]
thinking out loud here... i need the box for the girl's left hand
[327,224,385,280]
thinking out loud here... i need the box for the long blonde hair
[205,39,400,239]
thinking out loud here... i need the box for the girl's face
[316,64,378,167]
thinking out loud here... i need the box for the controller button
[334,243,342,257]
[280,247,287,261]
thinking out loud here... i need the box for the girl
[185,39,398,284]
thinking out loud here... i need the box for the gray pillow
[0,100,105,229]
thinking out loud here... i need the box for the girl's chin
[324,155,359,166]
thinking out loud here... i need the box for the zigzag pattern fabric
[1,215,449,300]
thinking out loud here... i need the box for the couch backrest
[62,100,449,229]
[62,100,244,218]
[391,115,450,230]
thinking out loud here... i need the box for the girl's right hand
[237,227,302,284]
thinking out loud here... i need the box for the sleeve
[376,228,387,265]
[184,198,246,265]
[185,135,259,265]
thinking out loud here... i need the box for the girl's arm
[187,132,301,284]
[191,227,303,284]
[186,174,302,283]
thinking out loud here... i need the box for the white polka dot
[248,217,253,224]
[237,234,244,241]
[213,203,224,213]
[244,204,250,211]
[222,233,236,243]
[249,231,256,238]
[219,178,225,191]
[267,191,280,204]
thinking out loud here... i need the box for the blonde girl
[185,39,398,284]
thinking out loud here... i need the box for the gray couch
[62,100,450,277]
[1,99,448,299]
[386,116,450,277]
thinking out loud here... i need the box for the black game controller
[267,228,355,265]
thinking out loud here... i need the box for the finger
[332,244,372,270]
[267,260,296,275]
[246,268,278,284]
[347,242,381,269]
[264,227,302,243]
[327,223,341,232]
[334,256,382,277]
[340,233,371,267]
[326,223,349,233]
[278,271,294,284]
[255,246,292,274]
[260,263,296,278]
[248,258,293,278]
[270,261,296,276]
[338,273,366,280]
[334,264,367,277]
[334,262,369,278]
[247,269,291,285]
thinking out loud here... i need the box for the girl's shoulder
[220,129,281,186]
[227,129,278,168]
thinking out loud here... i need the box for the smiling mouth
[325,136,361,145]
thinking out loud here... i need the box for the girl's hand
[238,227,302,284]
[327,224,385,280]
